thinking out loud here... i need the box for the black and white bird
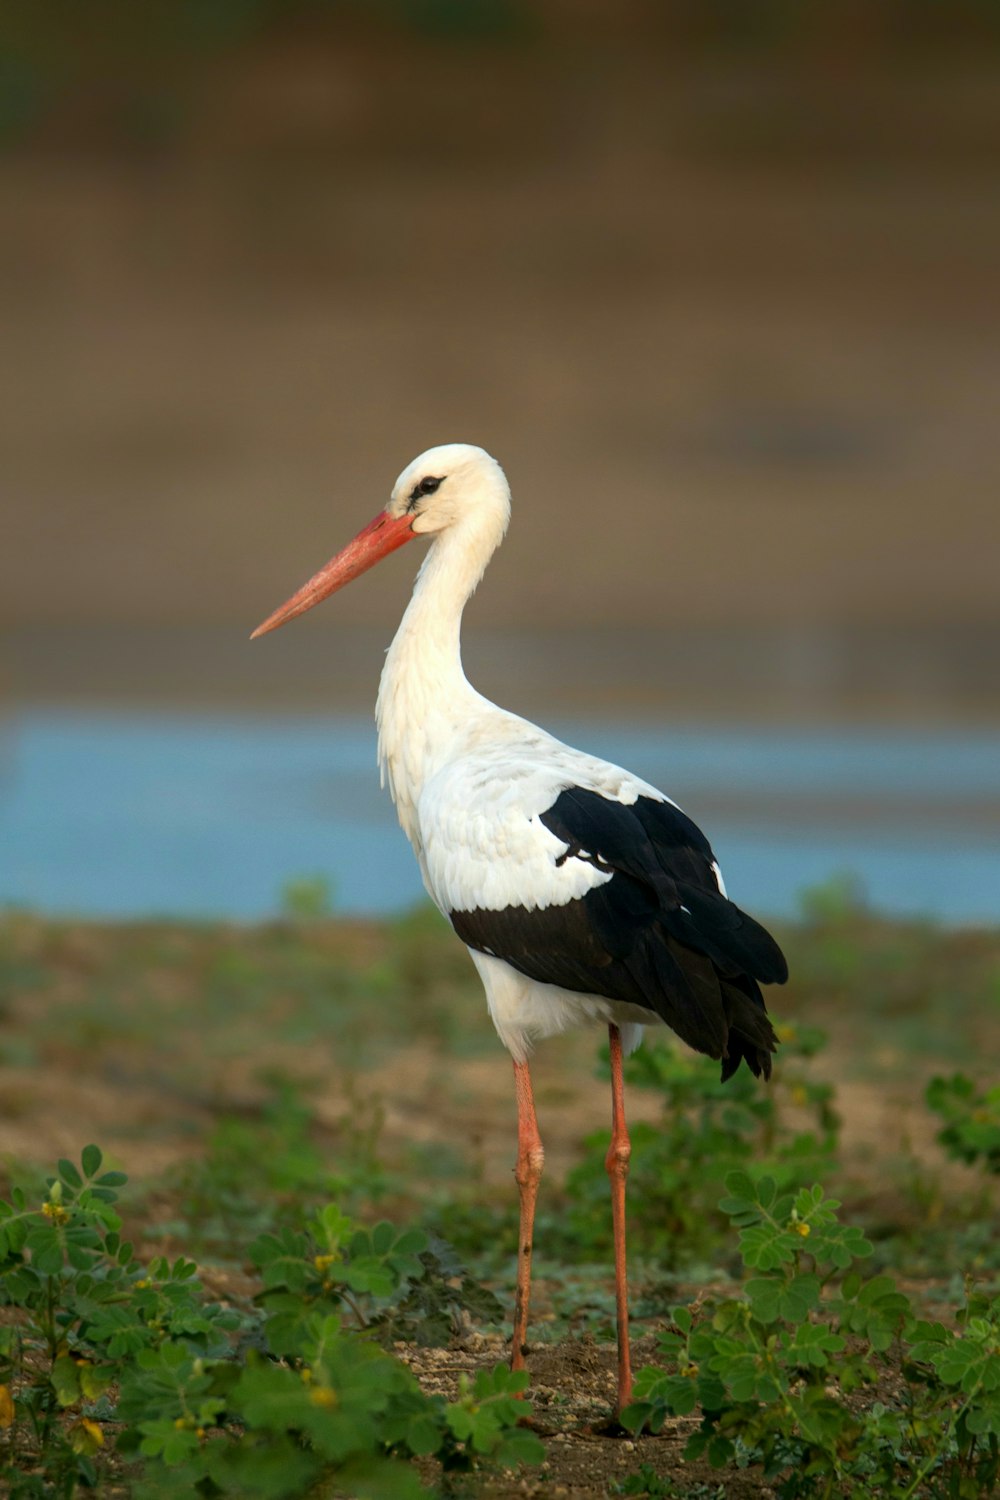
[252,443,788,1413]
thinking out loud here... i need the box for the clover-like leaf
[81,1144,103,1179]
[747,1271,821,1325]
[787,1321,846,1369]
[739,1224,799,1270]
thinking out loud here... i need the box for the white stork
[252,443,787,1414]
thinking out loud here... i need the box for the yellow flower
[794,1221,811,1238]
[0,1385,14,1429]
[310,1386,338,1409]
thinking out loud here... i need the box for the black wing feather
[450,788,787,1081]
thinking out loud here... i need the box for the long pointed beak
[251,509,416,639]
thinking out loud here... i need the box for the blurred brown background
[2,0,999,720]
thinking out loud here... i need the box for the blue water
[0,711,997,925]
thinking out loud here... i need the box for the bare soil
[403,1333,746,1500]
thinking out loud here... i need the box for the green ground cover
[0,897,997,1496]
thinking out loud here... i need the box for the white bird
[252,443,787,1414]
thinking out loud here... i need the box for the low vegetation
[0,895,997,1496]
[624,1175,999,1498]
[0,1146,541,1497]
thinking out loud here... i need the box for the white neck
[376,518,500,845]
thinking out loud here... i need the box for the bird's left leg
[606,1023,633,1413]
[511,1058,544,1373]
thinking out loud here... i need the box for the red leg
[606,1023,633,1413]
[511,1058,544,1373]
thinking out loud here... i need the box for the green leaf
[81,1144,103,1179]
[671,1304,693,1335]
[25,1221,66,1275]
[80,1363,113,1400]
[809,1220,873,1269]
[316,1204,355,1252]
[496,1429,546,1467]
[371,1221,395,1255]
[713,1349,783,1402]
[722,1169,756,1204]
[788,1389,853,1446]
[58,1158,83,1189]
[393,1228,428,1257]
[757,1176,779,1211]
[739,1224,799,1270]
[138,1417,201,1466]
[405,1413,443,1456]
[345,1256,396,1297]
[746,1272,821,1324]
[447,1403,475,1442]
[96,1170,128,1188]
[966,1392,1000,1438]
[707,1433,735,1468]
[857,1273,896,1306]
[787,1321,846,1369]
[52,1355,82,1407]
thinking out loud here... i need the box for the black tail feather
[719,976,778,1082]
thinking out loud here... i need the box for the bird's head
[387,443,509,536]
[251,442,509,639]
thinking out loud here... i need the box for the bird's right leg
[606,1022,634,1413]
[511,1058,544,1371]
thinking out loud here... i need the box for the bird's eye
[410,475,443,503]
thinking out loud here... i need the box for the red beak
[251,509,416,639]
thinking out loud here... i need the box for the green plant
[251,1207,504,1347]
[623,1172,1000,1498]
[927,1073,1000,1175]
[798,873,869,926]
[0,1145,240,1496]
[0,1147,544,1498]
[279,874,335,921]
[162,1072,390,1253]
[614,1467,727,1498]
[380,1235,506,1346]
[119,1336,541,1498]
[251,1203,430,1339]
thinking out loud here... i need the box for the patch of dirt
[401,1332,768,1499]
